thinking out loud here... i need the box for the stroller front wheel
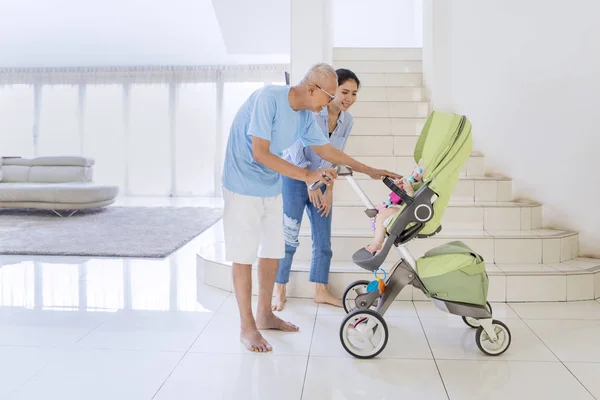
[462,302,493,328]
[342,280,379,314]
[475,319,511,356]
[340,309,389,359]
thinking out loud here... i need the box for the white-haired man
[221,63,400,352]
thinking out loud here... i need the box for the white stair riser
[360,73,422,87]
[346,136,421,156]
[333,60,422,74]
[202,256,599,302]
[294,234,579,265]
[345,136,398,155]
[352,117,425,135]
[351,101,429,118]
[356,87,426,102]
[300,205,542,231]
[333,48,422,61]
[346,135,480,157]
[337,154,484,179]
[332,179,510,203]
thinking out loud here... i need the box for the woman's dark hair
[335,68,360,89]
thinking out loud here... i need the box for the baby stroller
[310,111,512,359]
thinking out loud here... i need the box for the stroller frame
[311,165,512,359]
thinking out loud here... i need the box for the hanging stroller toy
[309,111,512,359]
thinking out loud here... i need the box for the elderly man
[221,63,400,352]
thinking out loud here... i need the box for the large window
[0,66,287,197]
[0,85,34,158]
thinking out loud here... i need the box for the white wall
[332,0,422,48]
[424,0,600,257]
[290,0,332,84]
[0,0,290,67]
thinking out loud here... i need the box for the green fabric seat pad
[416,241,488,306]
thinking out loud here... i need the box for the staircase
[199,48,600,302]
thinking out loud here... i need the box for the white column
[168,83,177,197]
[422,0,454,111]
[213,71,225,197]
[322,0,334,65]
[290,0,334,84]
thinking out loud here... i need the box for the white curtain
[0,65,287,196]
[0,85,34,158]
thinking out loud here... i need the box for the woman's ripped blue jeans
[276,176,333,285]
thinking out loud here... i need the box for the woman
[274,68,361,311]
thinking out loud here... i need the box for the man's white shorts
[222,187,285,265]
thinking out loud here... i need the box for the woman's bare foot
[256,312,299,332]
[272,283,287,311]
[314,283,342,307]
[240,328,272,353]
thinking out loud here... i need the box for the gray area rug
[0,206,222,258]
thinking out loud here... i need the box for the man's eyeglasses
[315,84,335,103]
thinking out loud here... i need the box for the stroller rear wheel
[340,309,388,359]
[342,280,379,314]
[462,301,493,328]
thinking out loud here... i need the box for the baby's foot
[365,243,383,255]
[403,180,415,196]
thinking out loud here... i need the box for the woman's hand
[318,187,333,217]
[307,185,324,209]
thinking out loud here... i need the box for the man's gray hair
[299,63,337,86]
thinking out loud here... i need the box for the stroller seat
[352,111,472,272]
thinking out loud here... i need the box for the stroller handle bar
[308,165,376,210]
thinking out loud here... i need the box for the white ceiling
[0,0,290,67]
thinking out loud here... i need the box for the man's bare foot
[240,328,272,353]
[272,283,287,311]
[314,283,343,307]
[256,312,299,332]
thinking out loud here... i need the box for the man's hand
[304,167,338,188]
[366,167,403,180]
[310,144,402,181]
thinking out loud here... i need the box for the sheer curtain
[0,65,287,197]
[0,85,34,158]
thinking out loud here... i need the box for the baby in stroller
[365,165,425,255]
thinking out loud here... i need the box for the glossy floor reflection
[0,199,599,399]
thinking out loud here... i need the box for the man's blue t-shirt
[221,85,329,197]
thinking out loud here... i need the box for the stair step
[355,87,427,102]
[301,201,542,231]
[352,117,426,135]
[351,101,429,118]
[345,135,418,156]
[333,177,511,203]
[333,47,422,61]
[345,135,482,157]
[335,159,485,186]
[359,73,422,87]
[198,244,600,302]
[292,229,580,266]
[333,60,422,74]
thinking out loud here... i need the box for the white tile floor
[0,198,599,399]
